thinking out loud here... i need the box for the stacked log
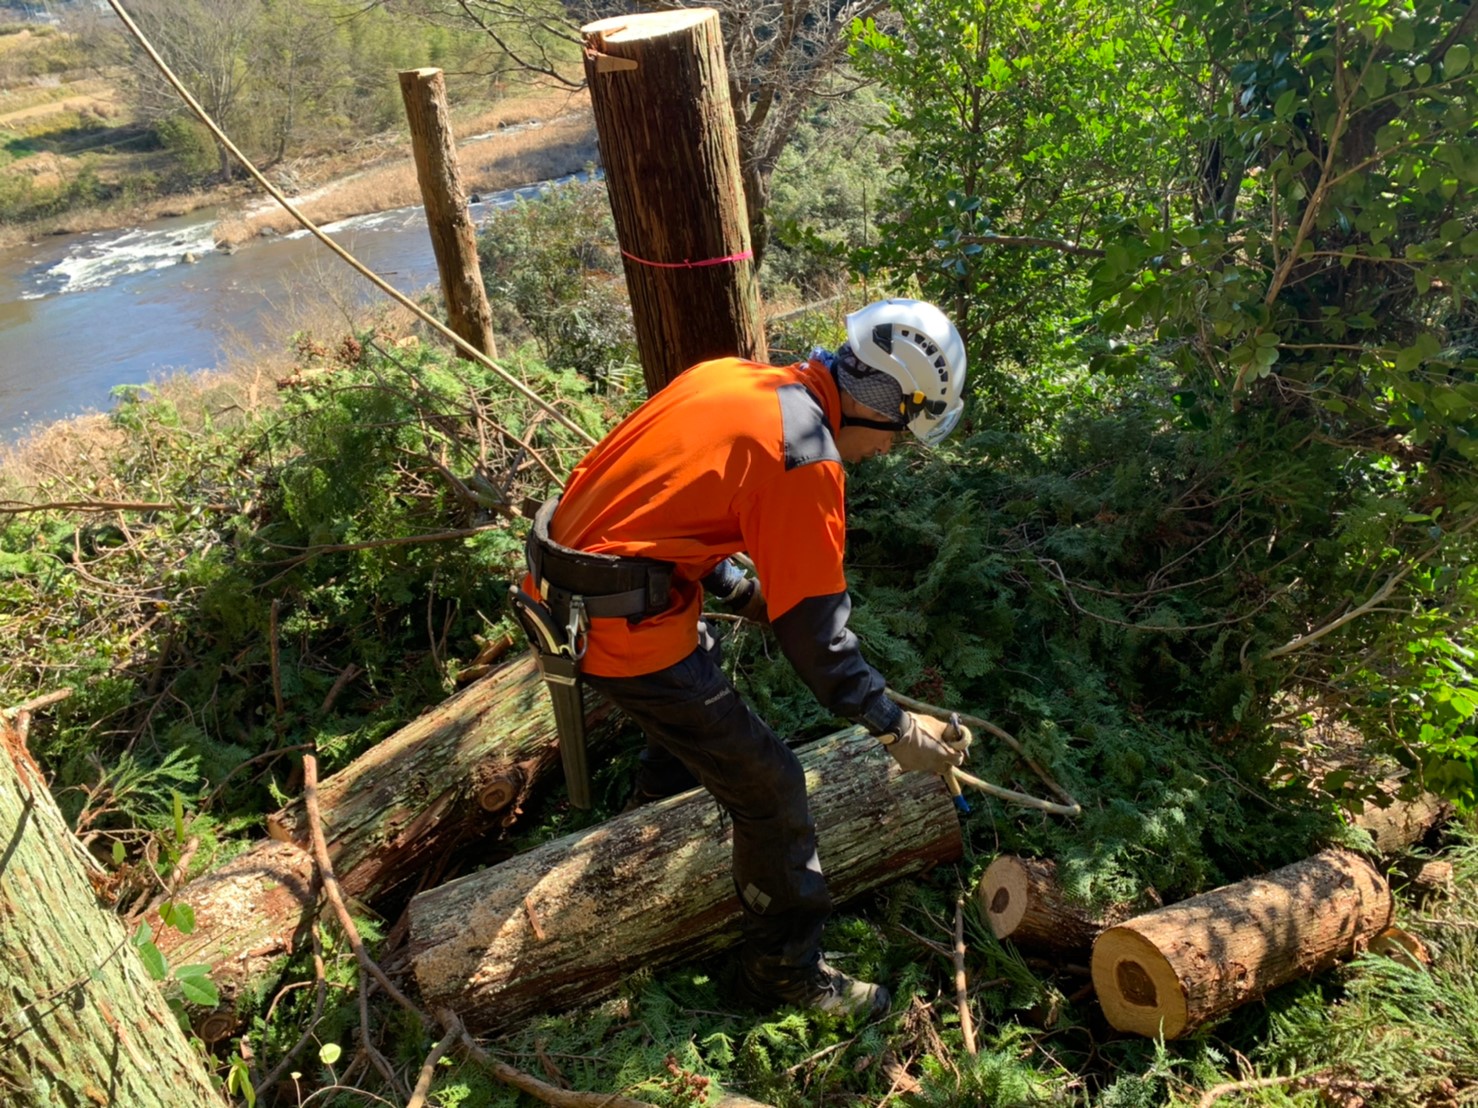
[408,728,963,1032]
[1091,848,1393,1039]
[153,655,612,1034]
[267,655,612,901]
[147,841,317,1042]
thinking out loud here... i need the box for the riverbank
[0,85,597,253]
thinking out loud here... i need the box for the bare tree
[381,0,887,262]
[115,0,263,179]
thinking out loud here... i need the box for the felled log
[977,856,1129,953]
[1091,848,1393,1039]
[1351,790,1452,854]
[409,728,963,1033]
[2,711,225,1106]
[153,654,609,1038]
[268,654,611,901]
[147,841,317,1042]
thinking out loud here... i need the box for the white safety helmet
[845,298,967,447]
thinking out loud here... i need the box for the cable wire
[104,0,597,455]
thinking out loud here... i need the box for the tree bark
[408,728,962,1033]
[1,721,226,1106]
[977,856,1129,953]
[1351,789,1451,854]
[151,656,611,1038]
[268,655,612,902]
[1091,848,1393,1039]
[146,840,317,1043]
[399,66,498,360]
[581,9,764,393]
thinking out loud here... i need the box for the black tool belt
[525,497,674,636]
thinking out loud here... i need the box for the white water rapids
[0,172,586,440]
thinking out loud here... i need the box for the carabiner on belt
[565,594,589,662]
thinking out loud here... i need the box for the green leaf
[177,972,219,1008]
[158,901,197,936]
[1446,44,1471,77]
[319,1042,343,1066]
[136,940,168,981]
[111,840,125,866]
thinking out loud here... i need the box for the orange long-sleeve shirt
[547,356,850,678]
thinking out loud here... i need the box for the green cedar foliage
[0,335,607,838]
[850,0,1478,829]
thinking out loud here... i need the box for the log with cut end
[1351,789,1451,854]
[268,654,612,901]
[409,728,962,1032]
[153,655,611,1037]
[977,855,1128,952]
[146,840,317,1042]
[1091,848,1393,1039]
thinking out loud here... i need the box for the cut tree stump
[146,840,317,1042]
[1,714,226,1106]
[582,9,764,392]
[977,855,1129,953]
[268,655,612,901]
[1091,848,1393,1039]
[409,727,963,1032]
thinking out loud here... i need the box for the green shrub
[154,114,218,181]
[476,179,639,390]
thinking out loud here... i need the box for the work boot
[737,957,890,1019]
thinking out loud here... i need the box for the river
[0,174,584,442]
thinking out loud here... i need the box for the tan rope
[104,0,597,454]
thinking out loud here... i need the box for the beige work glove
[879,711,973,775]
[731,577,769,626]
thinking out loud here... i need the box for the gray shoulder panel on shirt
[777,383,840,470]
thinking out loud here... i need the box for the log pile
[152,655,613,1036]
[268,655,611,901]
[408,727,963,1032]
[1090,848,1393,1038]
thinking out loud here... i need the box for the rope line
[620,248,753,270]
[104,0,597,454]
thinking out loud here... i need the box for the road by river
[0,174,583,442]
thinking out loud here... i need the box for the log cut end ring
[979,855,1031,939]
[1091,926,1189,1039]
[583,10,713,40]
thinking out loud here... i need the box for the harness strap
[526,497,674,622]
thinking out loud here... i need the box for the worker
[515,298,973,1018]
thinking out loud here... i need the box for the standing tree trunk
[400,66,498,360]
[582,10,764,393]
[1091,848,1393,1039]
[1,715,225,1106]
[409,727,963,1033]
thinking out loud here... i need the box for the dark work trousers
[584,622,832,981]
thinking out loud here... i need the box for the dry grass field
[0,18,597,248]
[213,90,597,247]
